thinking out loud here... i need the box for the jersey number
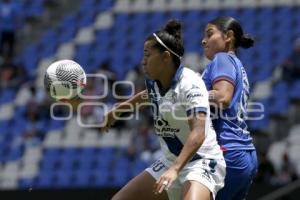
[152,160,166,172]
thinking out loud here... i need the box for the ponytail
[239,34,255,49]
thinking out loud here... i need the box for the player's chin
[204,51,213,60]
[143,72,153,80]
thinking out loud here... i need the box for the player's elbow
[218,97,231,108]
[191,129,205,147]
[195,135,205,146]
[209,90,232,109]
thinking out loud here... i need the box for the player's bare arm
[102,89,148,131]
[209,80,234,109]
[154,112,206,193]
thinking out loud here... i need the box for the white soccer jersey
[145,66,223,162]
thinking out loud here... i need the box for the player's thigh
[183,180,211,200]
[112,170,169,200]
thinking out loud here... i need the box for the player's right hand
[100,110,116,133]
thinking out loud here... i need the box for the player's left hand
[154,167,178,194]
[59,98,82,111]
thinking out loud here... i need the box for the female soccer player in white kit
[103,20,226,200]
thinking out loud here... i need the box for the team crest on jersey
[154,117,180,138]
[164,92,176,103]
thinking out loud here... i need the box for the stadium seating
[1,0,300,191]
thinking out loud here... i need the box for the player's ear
[162,51,172,62]
[225,30,234,43]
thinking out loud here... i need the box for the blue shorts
[216,150,258,200]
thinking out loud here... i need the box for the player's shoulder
[212,52,231,61]
[213,52,241,64]
[178,68,206,91]
[211,52,241,72]
[181,67,201,80]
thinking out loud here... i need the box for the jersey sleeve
[180,74,209,117]
[210,53,237,86]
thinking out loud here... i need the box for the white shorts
[145,157,226,200]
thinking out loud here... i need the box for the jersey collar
[171,64,184,89]
[156,64,184,96]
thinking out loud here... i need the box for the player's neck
[228,50,236,55]
[158,67,176,91]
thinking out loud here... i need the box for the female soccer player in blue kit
[201,16,258,200]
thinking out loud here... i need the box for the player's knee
[111,193,124,200]
[111,190,137,200]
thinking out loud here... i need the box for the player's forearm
[209,90,230,108]
[170,128,205,173]
[112,90,148,116]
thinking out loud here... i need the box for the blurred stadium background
[1,0,300,199]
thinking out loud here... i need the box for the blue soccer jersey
[202,52,255,152]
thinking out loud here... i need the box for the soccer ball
[44,59,86,100]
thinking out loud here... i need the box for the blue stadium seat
[77,156,95,170]
[114,13,130,30]
[111,168,129,187]
[54,170,73,188]
[79,0,97,14]
[269,81,289,116]
[100,146,116,155]
[92,169,109,187]
[95,30,111,47]
[0,120,11,134]
[252,63,273,82]
[0,145,9,162]
[130,158,149,177]
[6,144,24,161]
[203,10,220,22]
[96,0,115,12]
[248,99,270,132]
[58,156,77,170]
[20,44,39,77]
[57,14,77,43]
[14,106,27,118]
[39,42,57,59]
[149,12,167,30]
[290,80,300,100]
[47,119,65,131]
[62,148,80,157]
[36,172,56,188]
[25,0,44,18]
[43,148,63,159]
[274,7,292,23]
[114,157,131,169]
[73,170,92,187]
[0,88,17,104]
[77,11,96,28]
[222,8,239,19]
[74,44,92,70]
[19,178,35,189]
[94,149,115,169]
[167,11,183,21]
[40,156,59,171]
[130,13,149,26]
[11,119,27,136]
